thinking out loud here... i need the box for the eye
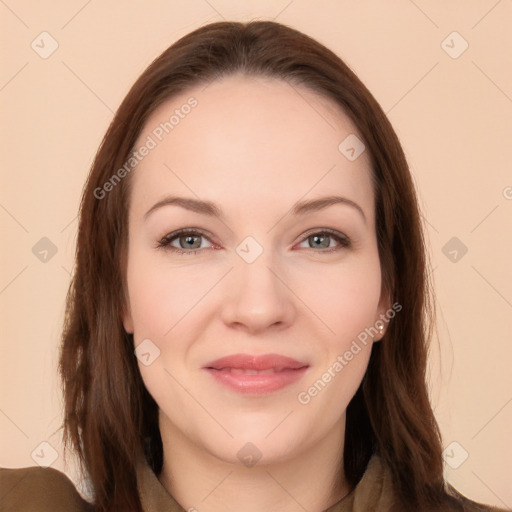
[156,229,351,255]
[296,229,351,253]
[156,228,351,256]
[156,229,215,255]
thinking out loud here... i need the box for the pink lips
[203,353,309,395]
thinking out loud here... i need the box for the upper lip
[204,353,309,371]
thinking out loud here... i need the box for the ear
[120,249,133,334]
[375,285,392,342]
[121,295,134,334]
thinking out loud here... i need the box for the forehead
[129,74,374,225]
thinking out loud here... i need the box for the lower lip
[204,367,308,395]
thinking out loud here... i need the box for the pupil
[183,235,199,249]
[311,234,328,248]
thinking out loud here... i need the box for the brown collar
[136,454,394,512]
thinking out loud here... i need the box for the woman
[0,20,506,512]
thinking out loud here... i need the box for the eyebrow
[144,194,366,223]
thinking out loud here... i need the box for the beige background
[1,0,511,507]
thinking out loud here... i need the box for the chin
[203,426,303,467]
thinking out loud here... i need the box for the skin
[122,73,390,512]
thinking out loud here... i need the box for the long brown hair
[60,20,498,512]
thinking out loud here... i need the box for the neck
[157,415,351,512]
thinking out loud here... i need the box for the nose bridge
[221,238,295,331]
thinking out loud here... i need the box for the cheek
[126,255,204,410]
[297,252,382,341]
[295,257,380,413]
[126,253,211,339]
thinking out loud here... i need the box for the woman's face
[123,74,390,466]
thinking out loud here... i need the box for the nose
[220,250,297,334]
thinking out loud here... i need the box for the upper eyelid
[160,228,216,244]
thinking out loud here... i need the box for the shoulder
[366,456,508,512]
[445,483,511,512]
[0,466,93,512]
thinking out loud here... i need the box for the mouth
[203,353,309,395]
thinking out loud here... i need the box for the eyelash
[155,228,351,256]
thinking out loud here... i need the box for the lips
[203,354,309,396]
[204,353,308,372]
[203,353,309,395]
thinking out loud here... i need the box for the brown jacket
[0,455,507,511]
